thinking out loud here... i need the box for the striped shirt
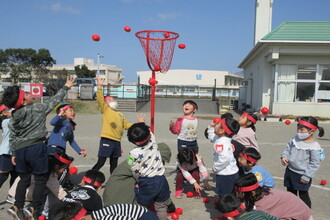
[92,204,152,220]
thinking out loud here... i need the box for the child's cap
[235,182,259,192]
[54,101,71,111]
[82,176,102,187]
[221,118,238,136]
[242,112,257,124]
[239,152,258,164]
[14,89,25,109]
[54,152,73,165]
[71,207,87,220]
[0,104,7,113]
[183,100,198,110]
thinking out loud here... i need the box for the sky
[1,0,330,83]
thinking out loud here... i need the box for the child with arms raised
[3,76,75,219]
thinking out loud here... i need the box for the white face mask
[297,132,311,140]
[109,101,118,110]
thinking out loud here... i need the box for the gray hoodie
[9,86,69,155]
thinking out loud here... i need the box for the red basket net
[136,30,179,73]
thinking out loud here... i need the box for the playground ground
[0,111,329,219]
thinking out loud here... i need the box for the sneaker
[175,189,184,199]
[7,205,24,220]
[167,201,176,213]
[23,206,36,220]
[6,195,15,204]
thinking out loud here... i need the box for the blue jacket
[47,115,82,154]
[244,164,275,188]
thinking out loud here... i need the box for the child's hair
[235,173,270,211]
[127,122,151,147]
[48,201,85,220]
[2,85,21,108]
[216,193,245,219]
[183,100,198,110]
[83,169,105,189]
[177,148,196,165]
[223,117,240,138]
[241,147,261,165]
[49,152,74,172]
[221,112,233,119]
[243,112,258,132]
[298,116,324,137]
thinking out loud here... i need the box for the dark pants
[15,172,50,215]
[92,157,118,174]
[176,168,200,191]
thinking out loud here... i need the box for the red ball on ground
[92,34,100,41]
[175,208,183,215]
[69,167,78,175]
[186,191,194,197]
[203,197,210,203]
[171,213,179,220]
[164,33,170,38]
[213,117,221,124]
[178,44,186,49]
[124,26,131,32]
[81,148,85,151]
[285,120,291,125]
[260,107,269,114]
[320,180,327,185]
[120,149,123,153]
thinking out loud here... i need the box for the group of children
[0,75,325,220]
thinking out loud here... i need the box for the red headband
[71,208,87,220]
[222,204,246,217]
[83,176,102,187]
[235,182,260,192]
[54,153,72,165]
[240,152,258,164]
[242,112,256,124]
[221,118,233,135]
[298,120,318,131]
[104,96,111,102]
[14,90,25,109]
[61,105,72,111]
[135,135,151,146]
[0,105,7,112]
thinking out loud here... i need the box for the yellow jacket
[97,89,133,141]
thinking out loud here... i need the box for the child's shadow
[203,173,221,219]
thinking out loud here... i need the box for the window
[276,64,330,102]
[196,74,202,80]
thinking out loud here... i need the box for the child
[3,76,75,219]
[169,100,199,153]
[217,193,279,220]
[281,116,325,208]
[238,148,275,188]
[207,117,240,198]
[63,169,105,213]
[0,105,18,202]
[175,148,211,199]
[92,76,144,174]
[48,201,158,220]
[232,112,259,150]
[47,102,87,157]
[235,173,312,220]
[127,122,170,220]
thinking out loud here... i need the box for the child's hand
[58,108,65,117]
[300,178,309,184]
[281,157,289,166]
[193,182,203,192]
[80,149,87,157]
[64,75,76,88]
[137,113,145,122]
[169,121,175,128]
[96,75,104,88]
[11,156,16,166]
[203,180,212,189]
[210,121,216,127]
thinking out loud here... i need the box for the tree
[74,64,96,78]
[32,49,56,83]
[45,68,69,96]
[0,48,56,84]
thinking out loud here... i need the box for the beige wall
[273,102,329,117]
[137,69,242,88]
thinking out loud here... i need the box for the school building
[238,0,330,117]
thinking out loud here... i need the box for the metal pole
[150,71,156,133]
[97,53,100,75]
